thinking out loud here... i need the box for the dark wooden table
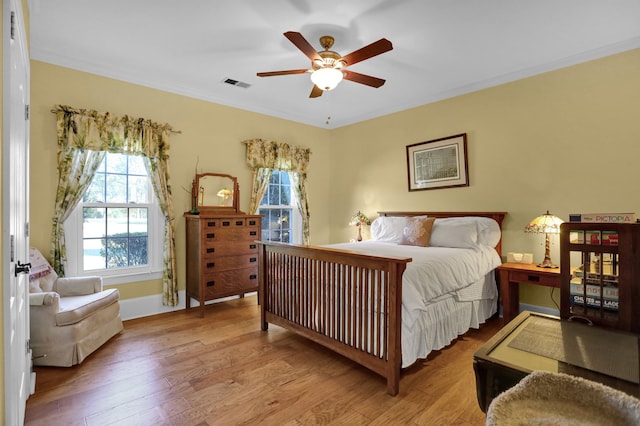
[473,310,640,412]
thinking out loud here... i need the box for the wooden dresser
[184,213,262,317]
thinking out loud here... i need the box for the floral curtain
[51,105,179,306]
[248,168,273,215]
[244,138,312,244]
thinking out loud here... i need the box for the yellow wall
[329,48,640,306]
[29,50,640,310]
[29,61,334,299]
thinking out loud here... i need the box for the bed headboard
[377,211,507,256]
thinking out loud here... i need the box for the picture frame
[406,133,469,191]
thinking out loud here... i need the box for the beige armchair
[28,248,123,367]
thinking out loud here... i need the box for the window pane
[84,238,105,270]
[84,173,105,203]
[280,184,291,205]
[106,174,127,203]
[128,175,149,203]
[268,184,280,205]
[83,208,106,238]
[129,208,148,235]
[269,172,280,184]
[128,155,147,175]
[106,153,127,174]
[106,208,128,237]
[129,236,148,266]
[280,209,292,243]
[105,237,129,268]
[259,208,292,243]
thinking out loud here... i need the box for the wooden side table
[498,262,561,323]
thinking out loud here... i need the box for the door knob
[14,261,31,277]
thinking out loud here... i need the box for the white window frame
[260,171,302,244]
[63,154,164,285]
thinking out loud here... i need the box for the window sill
[101,270,163,286]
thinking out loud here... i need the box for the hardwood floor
[25,295,503,425]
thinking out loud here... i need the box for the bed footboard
[258,241,411,395]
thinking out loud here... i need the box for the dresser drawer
[201,227,260,242]
[202,218,246,230]
[202,268,259,298]
[202,240,259,255]
[201,253,258,272]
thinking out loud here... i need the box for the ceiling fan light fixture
[310,67,343,91]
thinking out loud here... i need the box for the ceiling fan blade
[284,31,322,62]
[339,38,393,66]
[343,70,386,88]
[309,85,323,98]
[257,69,310,77]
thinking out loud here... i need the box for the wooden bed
[257,211,506,395]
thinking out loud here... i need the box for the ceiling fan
[257,31,393,98]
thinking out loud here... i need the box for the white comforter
[326,241,501,328]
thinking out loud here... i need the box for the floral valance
[53,105,175,159]
[244,138,311,173]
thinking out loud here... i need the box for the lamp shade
[524,210,563,234]
[310,67,344,91]
[349,210,371,227]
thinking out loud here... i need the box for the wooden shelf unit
[560,222,640,332]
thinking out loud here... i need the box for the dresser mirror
[191,172,240,213]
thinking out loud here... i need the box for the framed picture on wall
[406,133,469,191]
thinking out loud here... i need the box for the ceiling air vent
[222,78,251,89]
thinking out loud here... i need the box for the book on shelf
[570,294,619,311]
[570,281,618,300]
[569,213,637,223]
[573,270,618,283]
[569,229,619,245]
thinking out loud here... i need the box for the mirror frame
[191,172,241,214]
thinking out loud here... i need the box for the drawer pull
[206,248,215,254]
[206,262,215,268]
[249,231,257,236]
[527,275,540,282]
[249,220,256,226]
[206,281,215,287]
[207,221,216,227]
[206,233,215,239]
[236,221,243,226]
[249,274,257,280]
[222,221,230,227]
[250,257,257,263]
[250,244,257,249]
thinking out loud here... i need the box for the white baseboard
[119,291,258,321]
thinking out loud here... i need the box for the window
[65,152,163,284]
[259,171,302,244]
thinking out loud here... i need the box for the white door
[3,0,33,424]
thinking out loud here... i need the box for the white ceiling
[28,0,640,129]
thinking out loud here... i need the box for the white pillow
[370,216,412,243]
[371,215,501,248]
[430,218,479,248]
[472,217,501,247]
